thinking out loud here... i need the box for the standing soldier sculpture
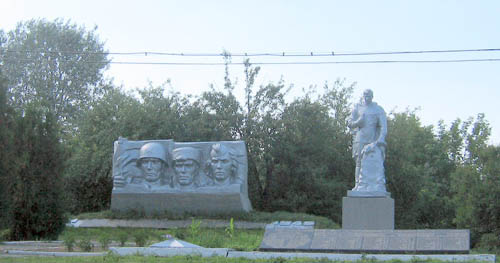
[348,89,388,195]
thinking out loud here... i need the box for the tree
[8,106,65,240]
[0,68,15,227]
[1,18,109,126]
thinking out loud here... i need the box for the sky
[2,0,500,144]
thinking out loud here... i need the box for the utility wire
[4,58,500,65]
[2,48,500,57]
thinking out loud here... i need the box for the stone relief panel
[112,138,248,193]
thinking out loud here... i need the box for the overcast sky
[2,0,500,144]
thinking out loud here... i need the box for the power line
[2,48,500,57]
[4,58,500,66]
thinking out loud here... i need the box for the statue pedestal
[342,195,394,230]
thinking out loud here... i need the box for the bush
[62,233,76,252]
[132,230,149,247]
[476,233,500,253]
[98,233,111,250]
[116,230,129,247]
[77,236,94,252]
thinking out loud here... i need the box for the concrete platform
[260,228,470,254]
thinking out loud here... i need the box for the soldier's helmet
[139,142,167,163]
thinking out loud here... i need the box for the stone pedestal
[111,184,252,215]
[342,196,394,230]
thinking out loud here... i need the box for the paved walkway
[71,218,267,229]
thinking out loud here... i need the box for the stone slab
[70,219,266,229]
[347,190,391,197]
[109,247,228,257]
[111,184,252,215]
[259,229,470,254]
[259,228,314,251]
[228,251,495,262]
[111,140,252,215]
[342,196,394,229]
[265,221,315,230]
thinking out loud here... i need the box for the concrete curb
[4,248,496,262]
[109,247,229,257]
[227,251,496,262]
[5,250,106,257]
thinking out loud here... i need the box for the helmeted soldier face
[172,147,201,187]
[138,142,167,184]
[139,157,164,183]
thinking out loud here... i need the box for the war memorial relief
[108,89,473,256]
[110,139,252,214]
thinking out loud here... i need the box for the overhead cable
[2,48,500,57]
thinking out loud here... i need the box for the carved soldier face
[211,152,232,183]
[174,159,198,186]
[139,157,164,183]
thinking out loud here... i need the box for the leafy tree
[8,106,65,240]
[1,18,109,126]
[384,110,456,229]
[450,115,498,245]
[0,68,16,227]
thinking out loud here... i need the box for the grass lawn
[61,226,264,251]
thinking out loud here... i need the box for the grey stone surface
[150,239,202,248]
[265,221,315,230]
[259,228,314,251]
[70,218,266,229]
[342,196,394,230]
[259,229,469,253]
[348,89,389,196]
[347,190,390,197]
[109,247,229,257]
[228,251,495,262]
[110,139,252,214]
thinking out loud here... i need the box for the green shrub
[476,233,500,253]
[225,218,235,238]
[77,236,93,252]
[116,230,129,247]
[132,230,149,247]
[62,233,76,252]
[0,229,10,242]
[189,219,202,240]
[98,233,111,250]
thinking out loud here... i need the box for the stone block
[110,139,252,215]
[342,196,394,230]
[260,229,469,254]
[259,228,314,251]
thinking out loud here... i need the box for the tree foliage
[1,18,109,125]
[8,106,65,240]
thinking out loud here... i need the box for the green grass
[74,210,339,229]
[61,227,264,251]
